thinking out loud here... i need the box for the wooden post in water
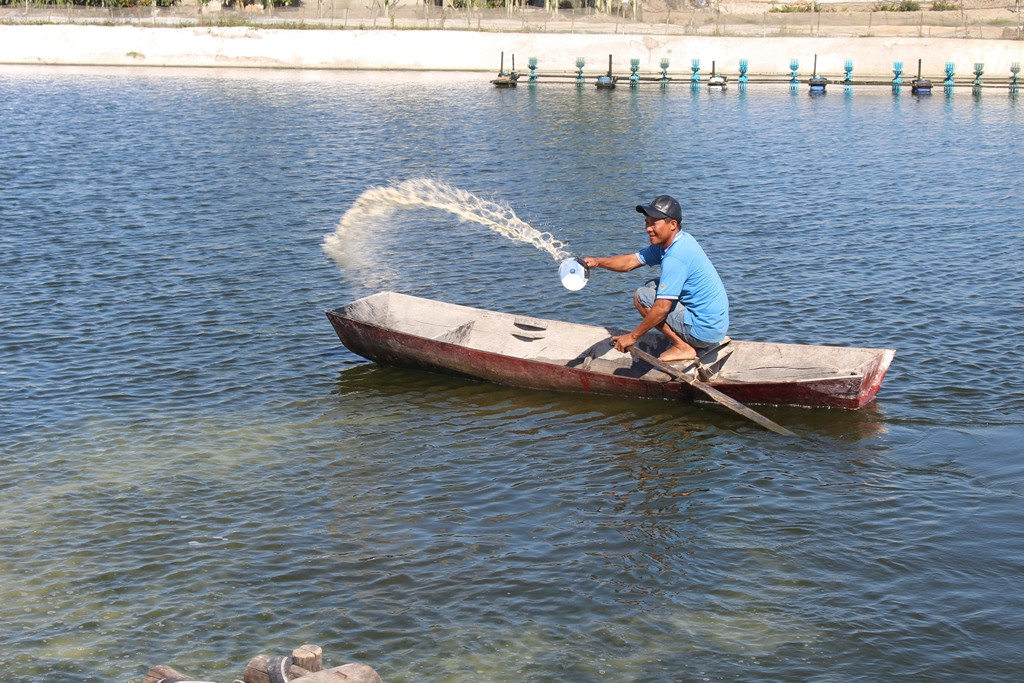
[912,58,933,94]
[809,54,827,93]
[293,645,324,673]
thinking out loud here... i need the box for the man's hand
[611,332,639,352]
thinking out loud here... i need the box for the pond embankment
[1,12,1021,80]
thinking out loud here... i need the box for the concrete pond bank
[1,22,1022,82]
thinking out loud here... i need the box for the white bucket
[558,257,589,291]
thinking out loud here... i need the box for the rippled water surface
[2,66,1023,682]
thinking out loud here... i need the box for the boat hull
[327,313,693,400]
[326,292,895,409]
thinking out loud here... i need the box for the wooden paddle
[629,346,796,437]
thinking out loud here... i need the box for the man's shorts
[634,279,714,350]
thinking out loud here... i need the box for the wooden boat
[325,292,895,409]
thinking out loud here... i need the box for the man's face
[644,215,678,248]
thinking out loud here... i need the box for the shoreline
[1,22,1021,80]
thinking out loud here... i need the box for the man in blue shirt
[584,194,729,362]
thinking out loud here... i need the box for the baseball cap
[636,195,682,223]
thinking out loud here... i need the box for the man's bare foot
[659,344,697,362]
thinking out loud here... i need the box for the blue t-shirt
[637,232,729,343]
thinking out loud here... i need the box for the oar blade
[629,346,796,437]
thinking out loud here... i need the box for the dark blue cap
[636,195,682,223]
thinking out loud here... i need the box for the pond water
[2,65,1022,681]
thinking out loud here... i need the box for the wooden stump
[292,644,323,673]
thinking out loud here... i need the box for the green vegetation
[872,0,921,10]
[769,1,822,12]
[930,0,958,9]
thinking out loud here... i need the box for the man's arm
[583,252,650,351]
[584,254,643,272]
[612,298,673,352]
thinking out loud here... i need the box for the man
[584,194,729,362]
